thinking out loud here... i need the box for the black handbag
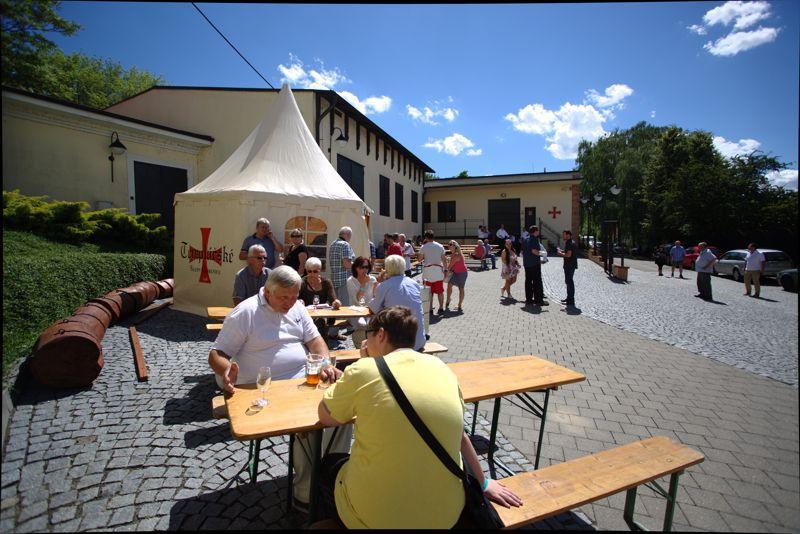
[374,356,504,529]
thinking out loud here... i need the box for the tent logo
[180,228,234,284]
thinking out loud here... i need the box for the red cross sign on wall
[548,206,562,219]
[188,227,223,284]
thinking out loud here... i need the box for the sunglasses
[357,265,370,269]
[252,256,267,260]
[291,235,302,238]
[365,327,381,335]
[307,270,320,274]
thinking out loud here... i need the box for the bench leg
[286,434,294,513]
[307,429,323,526]
[488,398,502,479]
[471,401,479,436]
[623,471,682,532]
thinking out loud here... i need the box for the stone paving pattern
[428,259,798,532]
[0,304,590,531]
[541,258,798,386]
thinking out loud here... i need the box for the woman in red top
[386,233,403,257]
[445,240,468,313]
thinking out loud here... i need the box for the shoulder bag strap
[374,356,464,480]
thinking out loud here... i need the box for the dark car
[779,269,798,292]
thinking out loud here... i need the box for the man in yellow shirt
[317,306,522,528]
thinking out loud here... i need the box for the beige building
[3,85,432,240]
[423,171,581,246]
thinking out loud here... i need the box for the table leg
[307,429,323,525]
[249,439,262,484]
[487,398,502,479]
[286,434,295,513]
[471,401,479,436]
[534,389,550,470]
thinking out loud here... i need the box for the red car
[682,246,721,269]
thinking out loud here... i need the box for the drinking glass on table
[252,366,271,407]
[312,294,320,310]
[318,355,338,389]
[306,353,324,386]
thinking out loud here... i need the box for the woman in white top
[346,256,378,347]
[399,233,416,276]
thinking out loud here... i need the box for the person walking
[398,234,416,277]
[744,242,766,298]
[556,230,578,307]
[419,230,447,315]
[653,244,667,276]
[500,238,520,299]
[522,226,548,306]
[670,240,686,278]
[445,241,468,313]
[694,242,717,301]
[329,226,357,306]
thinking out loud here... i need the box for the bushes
[3,190,171,253]
[2,230,167,381]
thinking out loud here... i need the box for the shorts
[671,260,683,267]
[449,271,468,288]
[424,280,444,294]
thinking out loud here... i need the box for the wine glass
[318,355,338,389]
[312,294,320,310]
[358,295,366,307]
[253,366,271,407]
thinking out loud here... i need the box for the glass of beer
[306,353,324,386]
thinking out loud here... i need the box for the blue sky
[51,2,799,188]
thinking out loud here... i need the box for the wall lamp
[108,131,127,182]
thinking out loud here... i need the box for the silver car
[715,249,794,282]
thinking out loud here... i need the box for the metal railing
[423,219,484,239]
[538,217,562,249]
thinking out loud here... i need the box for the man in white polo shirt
[744,242,766,298]
[208,266,352,512]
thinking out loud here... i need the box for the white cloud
[713,135,761,158]
[687,24,708,35]
[504,87,626,160]
[277,55,349,89]
[703,26,779,56]
[703,1,771,30]
[585,84,634,108]
[423,133,480,156]
[340,92,392,115]
[765,169,799,190]
[688,2,778,56]
[406,102,459,125]
[650,110,656,118]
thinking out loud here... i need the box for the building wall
[110,89,427,246]
[2,96,203,211]
[423,179,580,240]
[323,97,425,245]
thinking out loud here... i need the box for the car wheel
[732,268,742,282]
[781,275,797,292]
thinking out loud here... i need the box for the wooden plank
[128,326,148,382]
[225,355,583,441]
[308,306,372,320]
[207,306,231,320]
[331,342,449,364]
[492,436,704,529]
[211,395,228,419]
[132,299,173,326]
[206,323,223,331]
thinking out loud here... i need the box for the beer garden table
[206,305,372,321]
[223,355,585,521]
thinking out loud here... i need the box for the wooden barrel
[89,293,125,322]
[71,305,112,330]
[120,281,159,311]
[30,323,104,388]
[155,280,173,299]
[110,288,139,317]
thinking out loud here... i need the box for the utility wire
[191,3,275,89]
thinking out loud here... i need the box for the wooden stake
[129,326,148,382]
[132,298,173,326]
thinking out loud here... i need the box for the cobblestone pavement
[0,306,591,532]
[540,258,798,386]
[427,264,799,532]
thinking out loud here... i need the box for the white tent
[172,85,372,316]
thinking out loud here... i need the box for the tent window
[285,216,328,267]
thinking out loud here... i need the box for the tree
[456,170,469,178]
[1,0,164,108]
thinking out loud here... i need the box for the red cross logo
[188,227,223,284]
[548,206,561,219]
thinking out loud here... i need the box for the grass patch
[2,230,168,383]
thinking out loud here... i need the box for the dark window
[395,183,404,220]
[391,147,394,169]
[384,144,388,165]
[366,130,370,155]
[336,154,365,201]
[356,123,360,150]
[423,202,431,223]
[438,201,456,223]
[379,175,390,216]
[411,190,418,223]
[403,158,407,176]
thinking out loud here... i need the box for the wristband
[481,477,490,492]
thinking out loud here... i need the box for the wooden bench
[309,436,703,531]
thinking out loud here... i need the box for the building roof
[2,85,214,143]
[424,170,581,189]
[108,85,435,173]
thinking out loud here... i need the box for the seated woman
[317,306,523,528]
[346,256,377,348]
[299,257,343,341]
[367,255,426,351]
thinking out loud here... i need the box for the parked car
[715,249,794,282]
[682,246,721,269]
[778,269,798,292]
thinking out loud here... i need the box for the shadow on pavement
[163,374,217,426]
[135,309,218,343]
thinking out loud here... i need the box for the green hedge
[2,230,167,382]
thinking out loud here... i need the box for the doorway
[524,207,537,231]
[488,198,520,237]
[132,161,188,232]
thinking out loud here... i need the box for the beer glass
[306,354,324,386]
